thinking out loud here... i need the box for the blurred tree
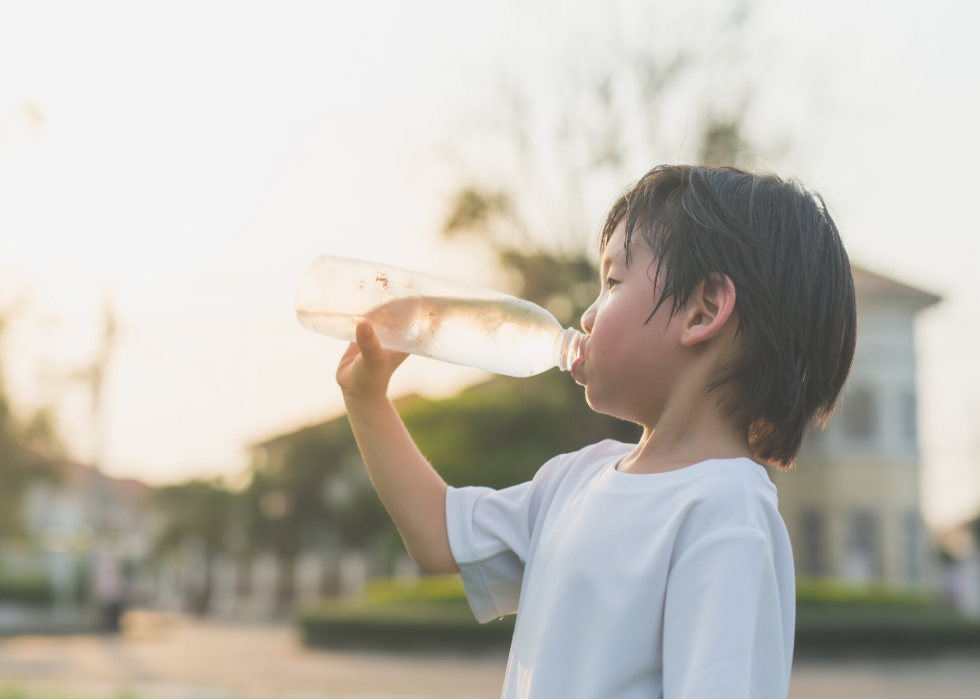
[246,372,643,595]
[971,512,980,554]
[698,115,748,168]
[241,415,388,612]
[185,2,790,605]
[236,3,769,584]
[0,104,61,540]
[0,306,62,540]
[403,370,641,491]
[152,478,236,615]
[441,1,767,326]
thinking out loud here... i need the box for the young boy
[336,165,857,699]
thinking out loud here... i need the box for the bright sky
[0,0,978,529]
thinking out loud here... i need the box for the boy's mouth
[571,356,586,385]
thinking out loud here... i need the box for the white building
[18,461,155,607]
[770,266,940,590]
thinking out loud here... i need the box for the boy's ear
[679,274,737,347]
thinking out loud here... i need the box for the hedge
[300,599,516,651]
[0,577,54,606]
[299,575,980,655]
[299,575,514,651]
[796,600,980,654]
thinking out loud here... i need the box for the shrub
[300,575,980,655]
[795,577,933,607]
[299,575,512,651]
[363,574,468,604]
[0,576,54,606]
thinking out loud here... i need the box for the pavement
[0,611,977,699]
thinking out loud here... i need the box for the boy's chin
[583,388,613,417]
[584,388,641,425]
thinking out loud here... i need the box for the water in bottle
[295,255,585,378]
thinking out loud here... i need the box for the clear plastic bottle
[295,255,585,378]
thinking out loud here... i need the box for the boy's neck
[617,392,753,475]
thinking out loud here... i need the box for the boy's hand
[336,322,409,400]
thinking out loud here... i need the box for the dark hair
[599,165,856,469]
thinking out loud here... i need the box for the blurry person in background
[92,538,126,633]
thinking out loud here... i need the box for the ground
[0,612,977,699]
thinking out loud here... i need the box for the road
[0,612,977,699]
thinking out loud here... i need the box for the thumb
[354,322,384,362]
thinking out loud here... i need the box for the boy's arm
[336,322,459,574]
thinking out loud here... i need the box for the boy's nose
[580,303,597,335]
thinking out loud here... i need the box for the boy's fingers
[340,340,361,363]
[355,322,384,361]
[355,321,409,367]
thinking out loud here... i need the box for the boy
[336,165,857,698]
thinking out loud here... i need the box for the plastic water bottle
[295,255,586,378]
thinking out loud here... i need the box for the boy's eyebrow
[600,252,617,275]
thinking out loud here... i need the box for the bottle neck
[556,327,585,372]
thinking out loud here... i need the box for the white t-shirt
[445,439,795,699]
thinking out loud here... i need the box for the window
[844,510,879,581]
[799,510,826,577]
[901,391,918,447]
[843,387,877,441]
[905,512,922,584]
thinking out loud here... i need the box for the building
[770,266,940,589]
[0,460,156,632]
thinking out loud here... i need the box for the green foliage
[496,251,596,320]
[0,575,53,606]
[151,478,238,614]
[793,576,980,655]
[698,116,746,167]
[441,183,600,327]
[299,574,980,654]
[245,414,384,555]
[795,606,980,655]
[403,370,641,491]
[240,367,640,570]
[0,364,61,539]
[442,188,512,238]
[299,583,514,651]
[0,690,48,699]
[796,577,934,608]
[349,574,948,609]
[363,574,467,604]
[152,479,237,558]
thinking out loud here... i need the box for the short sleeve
[445,457,563,624]
[662,528,794,699]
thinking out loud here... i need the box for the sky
[0,0,978,529]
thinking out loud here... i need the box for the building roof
[56,459,154,503]
[852,265,942,309]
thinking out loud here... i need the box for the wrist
[342,389,393,412]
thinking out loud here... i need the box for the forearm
[344,393,459,574]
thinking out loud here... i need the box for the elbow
[408,548,460,575]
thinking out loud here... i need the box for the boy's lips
[569,335,587,384]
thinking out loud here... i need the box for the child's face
[573,222,686,426]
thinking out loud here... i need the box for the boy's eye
[605,277,619,289]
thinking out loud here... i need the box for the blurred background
[1,1,979,698]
